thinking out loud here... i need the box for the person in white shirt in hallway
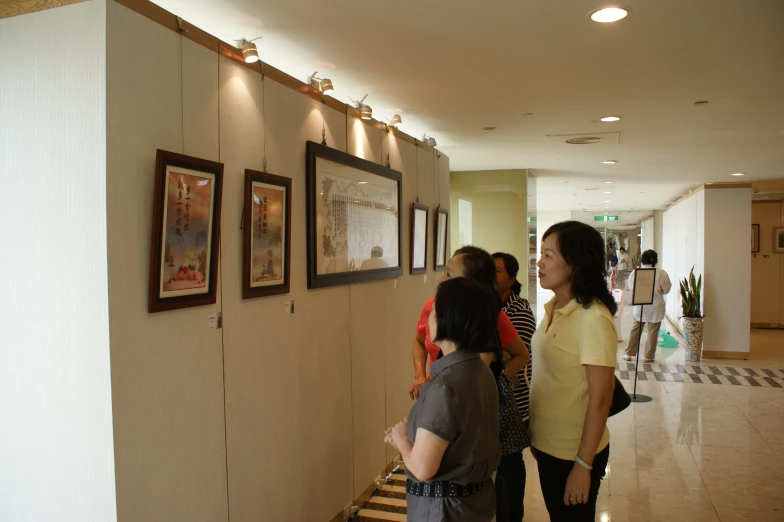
[617,247,630,289]
[623,250,672,362]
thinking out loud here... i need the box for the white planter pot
[682,317,704,362]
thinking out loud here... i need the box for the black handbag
[609,376,631,416]
[491,334,530,454]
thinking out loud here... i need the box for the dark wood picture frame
[434,207,449,271]
[242,170,292,299]
[148,149,224,313]
[752,224,760,253]
[411,203,429,275]
[306,141,403,288]
[774,227,784,254]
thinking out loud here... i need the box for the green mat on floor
[658,330,679,349]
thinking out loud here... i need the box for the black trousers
[534,445,609,522]
[495,450,526,522]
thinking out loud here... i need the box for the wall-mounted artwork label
[594,215,619,221]
[306,141,402,288]
[149,150,223,313]
[243,170,291,299]
[411,203,429,275]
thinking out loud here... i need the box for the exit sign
[527,216,537,222]
[594,215,619,222]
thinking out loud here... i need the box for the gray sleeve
[414,383,458,444]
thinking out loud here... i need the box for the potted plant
[680,267,704,362]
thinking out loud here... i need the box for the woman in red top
[410,246,529,399]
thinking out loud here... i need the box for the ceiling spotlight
[238,38,260,64]
[309,72,334,95]
[390,114,402,127]
[600,116,621,122]
[731,172,746,177]
[423,134,437,147]
[604,191,612,194]
[590,7,629,23]
[602,160,617,164]
[603,181,613,184]
[604,200,612,203]
[352,94,372,120]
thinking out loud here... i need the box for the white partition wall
[0,2,118,521]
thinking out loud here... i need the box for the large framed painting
[774,227,784,254]
[751,224,760,253]
[306,141,403,288]
[411,203,429,275]
[243,170,291,299]
[148,150,223,313]
[434,207,449,271]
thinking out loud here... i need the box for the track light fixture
[354,94,372,120]
[236,37,261,63]
[309,72,334,95]
[423,134,437,147]
[390,114,402,127]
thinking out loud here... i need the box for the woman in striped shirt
[494,252,537,522]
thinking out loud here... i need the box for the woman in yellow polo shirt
[530,221,617,521]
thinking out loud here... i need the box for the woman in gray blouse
[384,277,501,522]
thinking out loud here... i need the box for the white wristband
[575,455,593,470]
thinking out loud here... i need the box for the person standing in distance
[623,250,672,363]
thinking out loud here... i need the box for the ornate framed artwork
[243,170,292,299]
[774,227,784,254]
[148,150,223,313]
[411,203,429,274]
[434,207,449,270]
[751,224,760,253]
[306,141,403,288]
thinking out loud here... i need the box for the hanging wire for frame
[259,61,268,172]
[321,95,327,146]
[176,16,188,154]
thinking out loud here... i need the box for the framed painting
[434,207,449,270]
[243,170,291,299]
[774,227,784,254]
[751,224,760,253]
[306,141,403,288]
[411,203,429,275]
[148,150,223,313]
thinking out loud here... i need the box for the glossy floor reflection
[358,302,784,521]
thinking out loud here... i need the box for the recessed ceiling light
[600,116,621,122]
[590,7,629,23]
[602,160,617,164]
[604,212,608,215]
[731,172,746,177]
[603,181,613,184]
[357,181,368,184]
[604,191,612,194]
[604,200,611,203]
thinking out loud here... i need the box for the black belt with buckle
[405,478,489,498]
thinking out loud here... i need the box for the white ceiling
[152,0,784,213]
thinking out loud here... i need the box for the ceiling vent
[547,131,623,147]
[566,136,604,145]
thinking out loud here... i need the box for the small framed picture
[434,207,449,270]
[148,150,224,313]
[411,203,429,274]
[751,224,760,253]
[773,227,784,254]
[243,170,292,299]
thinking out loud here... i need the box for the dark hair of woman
[492,252,523,296]
[454,245,497,290]
[433,277,500,353]
[641,249,658,267]
[542,221,618,316]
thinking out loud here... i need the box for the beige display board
[632,267,657,306]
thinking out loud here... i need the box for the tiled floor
[357,301,784,521]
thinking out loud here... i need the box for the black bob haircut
[432,277,500,353]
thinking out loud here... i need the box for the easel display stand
[629,267,657,404]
